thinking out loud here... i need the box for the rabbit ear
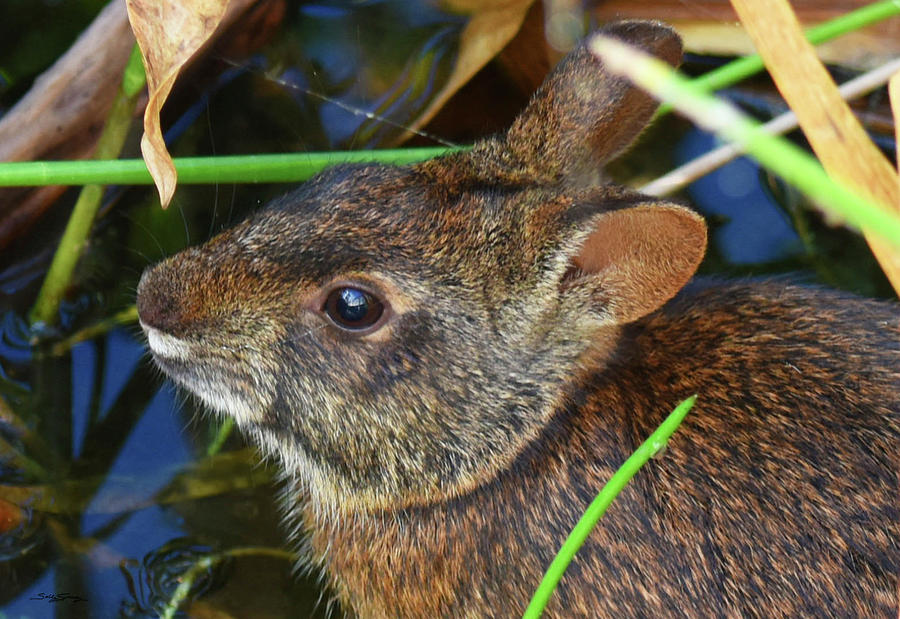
[471,21,681,186]
[562,201,706,326]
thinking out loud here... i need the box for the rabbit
[136,20,900,617]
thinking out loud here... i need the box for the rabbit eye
[323,287,384,331]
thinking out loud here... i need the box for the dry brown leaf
[126,0,231,207]
[393,0,536,144]
[0,0,267,248]
[730,0,900,297]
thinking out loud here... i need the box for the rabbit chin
[142,324,270,426]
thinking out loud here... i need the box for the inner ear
[571,204,707,324]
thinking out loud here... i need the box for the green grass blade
[522,395,696,618]
[592,35,900,250]
[657,0,900,115]
[0,148,455,187]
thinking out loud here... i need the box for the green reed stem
[4,2,896,190]
[49,306,139,355]
[0,148,454,187]
[206,418,235,457]
[159,546,297,619]
[523,395,696,618]
[28,45,146,327]
[592,35,900,249]
[657,0,900,115]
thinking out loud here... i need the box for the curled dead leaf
[126,0,231,207]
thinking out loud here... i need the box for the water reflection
[120,538,230,617]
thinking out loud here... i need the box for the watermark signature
[29,592,88,604]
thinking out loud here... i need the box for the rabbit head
[137,20,706,517]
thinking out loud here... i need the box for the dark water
[0,1,894,617]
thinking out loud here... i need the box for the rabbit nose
[137,263,188,337]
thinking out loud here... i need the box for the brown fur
[136,21,900,617]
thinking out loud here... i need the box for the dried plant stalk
[730,0,900,296]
